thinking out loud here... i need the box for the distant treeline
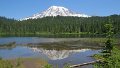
[0,15,120,36]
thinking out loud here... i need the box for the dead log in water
[70,59,101,68]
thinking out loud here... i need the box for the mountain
[22,6,91,20]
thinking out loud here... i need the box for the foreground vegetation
[94,24,120,68]
[0,58,71,68]
[94,46,120,68]
[0,58,48,68]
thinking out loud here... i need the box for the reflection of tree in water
[27,40,103,50]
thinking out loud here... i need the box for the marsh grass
[0,58,48,68]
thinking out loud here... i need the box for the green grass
[78,38,119,44]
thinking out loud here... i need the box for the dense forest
[0,14,120,37]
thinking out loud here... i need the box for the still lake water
[0,37,101,68]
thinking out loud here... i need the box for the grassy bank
[0,58,48,68]
[0,32,105,38]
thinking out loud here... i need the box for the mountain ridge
[22,6,91,20]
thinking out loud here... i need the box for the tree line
[0,14,120,36]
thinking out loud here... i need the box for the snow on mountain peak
[49,6,69,11]
[22,6,91,20]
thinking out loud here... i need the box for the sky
[0,0,120,19]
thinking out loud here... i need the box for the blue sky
[0,0,120,19]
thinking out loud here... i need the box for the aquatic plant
[44,64,53,68]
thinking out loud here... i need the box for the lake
[0,37,101,68]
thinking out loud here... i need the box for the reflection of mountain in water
[29,47,90,60]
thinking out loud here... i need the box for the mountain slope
[23,6,91,20]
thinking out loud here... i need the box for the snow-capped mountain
[22,6,91,20]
